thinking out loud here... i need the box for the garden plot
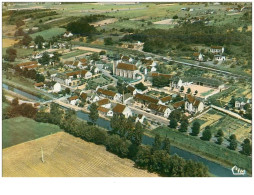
[90,18,118,27]
[153,18,177,25]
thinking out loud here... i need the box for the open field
[150,126,251,173]
[2,117,62,149]
[3,132,157,177]
[31,27,66,40]
[90,18,118,27]
[192,109,251,142]
[61,50,88,59]
[2,38,19,48]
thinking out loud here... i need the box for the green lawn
[61,50,88,59]
[2,117,62,149]
[150,126,252,173]
[31,27,66,40]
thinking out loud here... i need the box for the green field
[61,50,88,59]
[31,27,66,40]
[2,117,62,149]
[150,126,252,173]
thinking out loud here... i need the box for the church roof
[116,63,137,71]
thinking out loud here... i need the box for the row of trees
[13,66,45,83]
[34,103,209,176]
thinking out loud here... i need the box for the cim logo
[231,165,246,176]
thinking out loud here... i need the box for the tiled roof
[116,62,137,71]
[121,56,130,61]
[68,95,79,101]
[160,95,172,103]
[112,103,126,114]
[173,101,185,109]
[211,46,223,49]
[66,70,89,77]
[25,64,39,69]
[73,61,79,66]
[80,92,87,100]
[151,72,173,79]
[97,106,109,113]
[134,93,159,104]
[97,88,116,97]
[186,94,201,107]
[96,98,110,106]
[193,52,200,57]
[64,61,73,65]
[141,59,153,65]
[34,82,44,87]
[127,85,136,92]
[148,103,169,113]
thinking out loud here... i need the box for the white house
[68,95,79,105]
[63,31,73,38]
[193,53,204,61]
[96,88,121,101]
[97,106,113,117]
[185,94,204,114]
[135,114,146,124]
[214,55,226,61]
[89,94,100,103]
[112,103,132,118]
[148,103,172,118]
[209,46,224,54]
[53,83,61,93]
[95,98,111,109]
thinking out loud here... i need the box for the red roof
[112,103,126,114]
[17,61,37,67]
[134,93,159,104]
[34,82,44,87]
[97,88,116,97]
[96,98,110,106]
[116,62,137,71]
[68,95,79,101]
[97,106,109,113]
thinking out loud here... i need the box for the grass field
[31,27,66,40]
[3,132,157,177]
[61,50,87,59]
[2,117,62,149]
[150,126,252,173]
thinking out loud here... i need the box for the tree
[5,48,17,62]
[187,88,191,94]
[152,134,162,152]
[34,35,45,45]
[162,137,170,154]
[241,138,252,156]
[195,90,198,95]
[179,121,188,132]
[14,28,25,37]
[104,37,113,45]
[20,34,32,46]
[133,122,143,146]
[88,103,99,125]
[39,52,50,65]
[228,139,237,150]
[180,86,184,92]
[169,118,177,129]
[216,137,223,145]
[35,74,45,83]
[65,87,71,95]
[99,50,106,55]
[191,121,200,136]
[201,126,212,141]
[216,129,224,137]
[229,134,236,141]
[173,15,178,19]
[135,82,147,91]
[16,19,25,28]
[12,97,19,106]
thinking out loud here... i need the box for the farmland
[61,49,88,59]
[31,27,66,40]
[3,132,157,177]
[2,117,62,149]
[192,109,252,142]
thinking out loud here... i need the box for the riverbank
[145,128,251,175]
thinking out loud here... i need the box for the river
[2,83,249,177]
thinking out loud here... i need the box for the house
[160,96,172,104]
[97,106,113,117]
[135,114,146,124]
[173,101,185,110]
[150,72,173,80]
[17,61,39,70]
[185,94,204,114]
[114,62,138,79]
[193,53,204,61]
[209,46,224,54]
[234,97,251,110]
[63,31,73,38]
[148,103,172,118]
[112,103,132,118]
[66,70,92,80]
[68,95,79,105]
[34,82,44,89]
[78,58,88,69]
[134,93,162,105]
[96,88,121,101]
[141,59,157,73]
[95,98,111,109]
[120,55,133,63]
[64,60,80,69]
[214,55,226,61]
[53,83,61,93]
[127,85,138,95]
[89,94,100,103]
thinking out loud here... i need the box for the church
[114,61,138,79]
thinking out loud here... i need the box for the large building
[114,61,138,79]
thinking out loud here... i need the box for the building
[68,95,79,105]
[214,55,226,61]
[127,85,138,95]
[134,93,162,105]
[135,114,146,124]
[148,103,172,118]
[160,95,172,104]
[96,88,121,101]
[97,106,113,117]
[63,31,73,38]
[66,70,92,80]
[112,103,132,118]
[34,82,44,89]
[185,94,204,114]
[209,46,224,54]
[234,97,251,110]
[173,101,185,110]
[193,53,204,61]
[114,62,138,79]
[95,98,111,109]
[80,92,88,102]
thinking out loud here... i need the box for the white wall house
[63,32,73,37]
[112,103,133,118]
[185,95,204,114]
[209,46,224,54]
[214,55,226,61]
[68,96,79,106]
[53,83,61,93]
